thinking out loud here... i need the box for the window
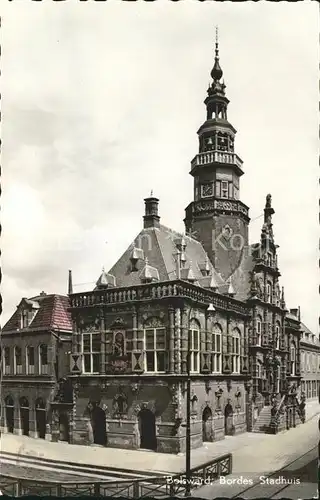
[301,351,305,372]
[276,365,281,393]
[221,181,229,198]
[256,317,262,345]
[232,329,241,374]
[39,344,49,375]
[211,324,222,373]
[82,333,100,374]
[256,360,262,378]
[266,282,272,303]
[4,347,10,375]
[145,328,166,372]
[26,346,35,375]
[14,346,22,375]
[188,325,200,373]
[275,323,280,350]
[290,342,296,376]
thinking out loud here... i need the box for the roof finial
[215,25,219,58]
[211,25,223,81]
[150,189,153,197]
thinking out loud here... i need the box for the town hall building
[1,37,310,453]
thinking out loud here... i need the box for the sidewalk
[192,415,319,498]
[306,398,320,421]
[1,411,319,477]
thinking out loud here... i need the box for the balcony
[191,150,243,173]
[69,280,249,317]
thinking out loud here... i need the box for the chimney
[68,270,73,295]
[143,193,160,229]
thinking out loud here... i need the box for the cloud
[1,1,318,333]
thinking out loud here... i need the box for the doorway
[59,413,69,442]
[5,396,14,433]
[202,407,213,442]
[224,402,234,436]
[92,406,106,446]
[138,409,157,451]
[35,398,46,439]
[20,397,30,436]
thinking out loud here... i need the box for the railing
[0,453,232,498]
[70,280,249,316]
[191,150,243,170]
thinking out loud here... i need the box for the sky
[1,1,319,333]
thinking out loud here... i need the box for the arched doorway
[5,396,14,433]
[91,405,106,446]
[202,407,213,442]
[35,398,46,439]
[224,402,234,436]
[20,397,30,436]
[59,413,69,442]
[138,409,157,451]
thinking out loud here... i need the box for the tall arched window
[14,346,22,375]
[276,365,281,393]
[144,318,166,373]
[39,344,49,375]
[211,324,222,373]
[4,347,11,375]
[188,319,200,373]
[232,328,241,374]
[256,316,262,346]
[290,341,296,376]
[26,346,35,375]
[301,351,305,372]
[275,323,281,350]
[266,282,272,303]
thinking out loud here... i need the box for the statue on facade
[112,332,125,358]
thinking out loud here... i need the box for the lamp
[207,303,216,313]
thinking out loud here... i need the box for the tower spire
[211,26,223,82]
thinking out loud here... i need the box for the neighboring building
[0,293,73,440]
[299,318,320,400]
[1,38,306,453]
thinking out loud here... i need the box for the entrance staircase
[252,406,272,433]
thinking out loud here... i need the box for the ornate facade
[1,37,313,453]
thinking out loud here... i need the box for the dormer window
[20,308,37,329]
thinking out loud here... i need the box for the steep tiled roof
[229,250,254,302]
[105,224,235,296]
[2,294,73,333]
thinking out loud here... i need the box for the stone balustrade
[69,280,249,317]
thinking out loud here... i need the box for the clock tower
[184,30,250,281]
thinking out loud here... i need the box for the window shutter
[222,333,232,374]
[131,351,145,373]
[70,353,82,374]
[262,322,268,346]
[200,352,211,373]
[240,336,248,373]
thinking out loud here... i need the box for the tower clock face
[201,183,213,197]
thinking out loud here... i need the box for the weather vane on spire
[215,25,219,57]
